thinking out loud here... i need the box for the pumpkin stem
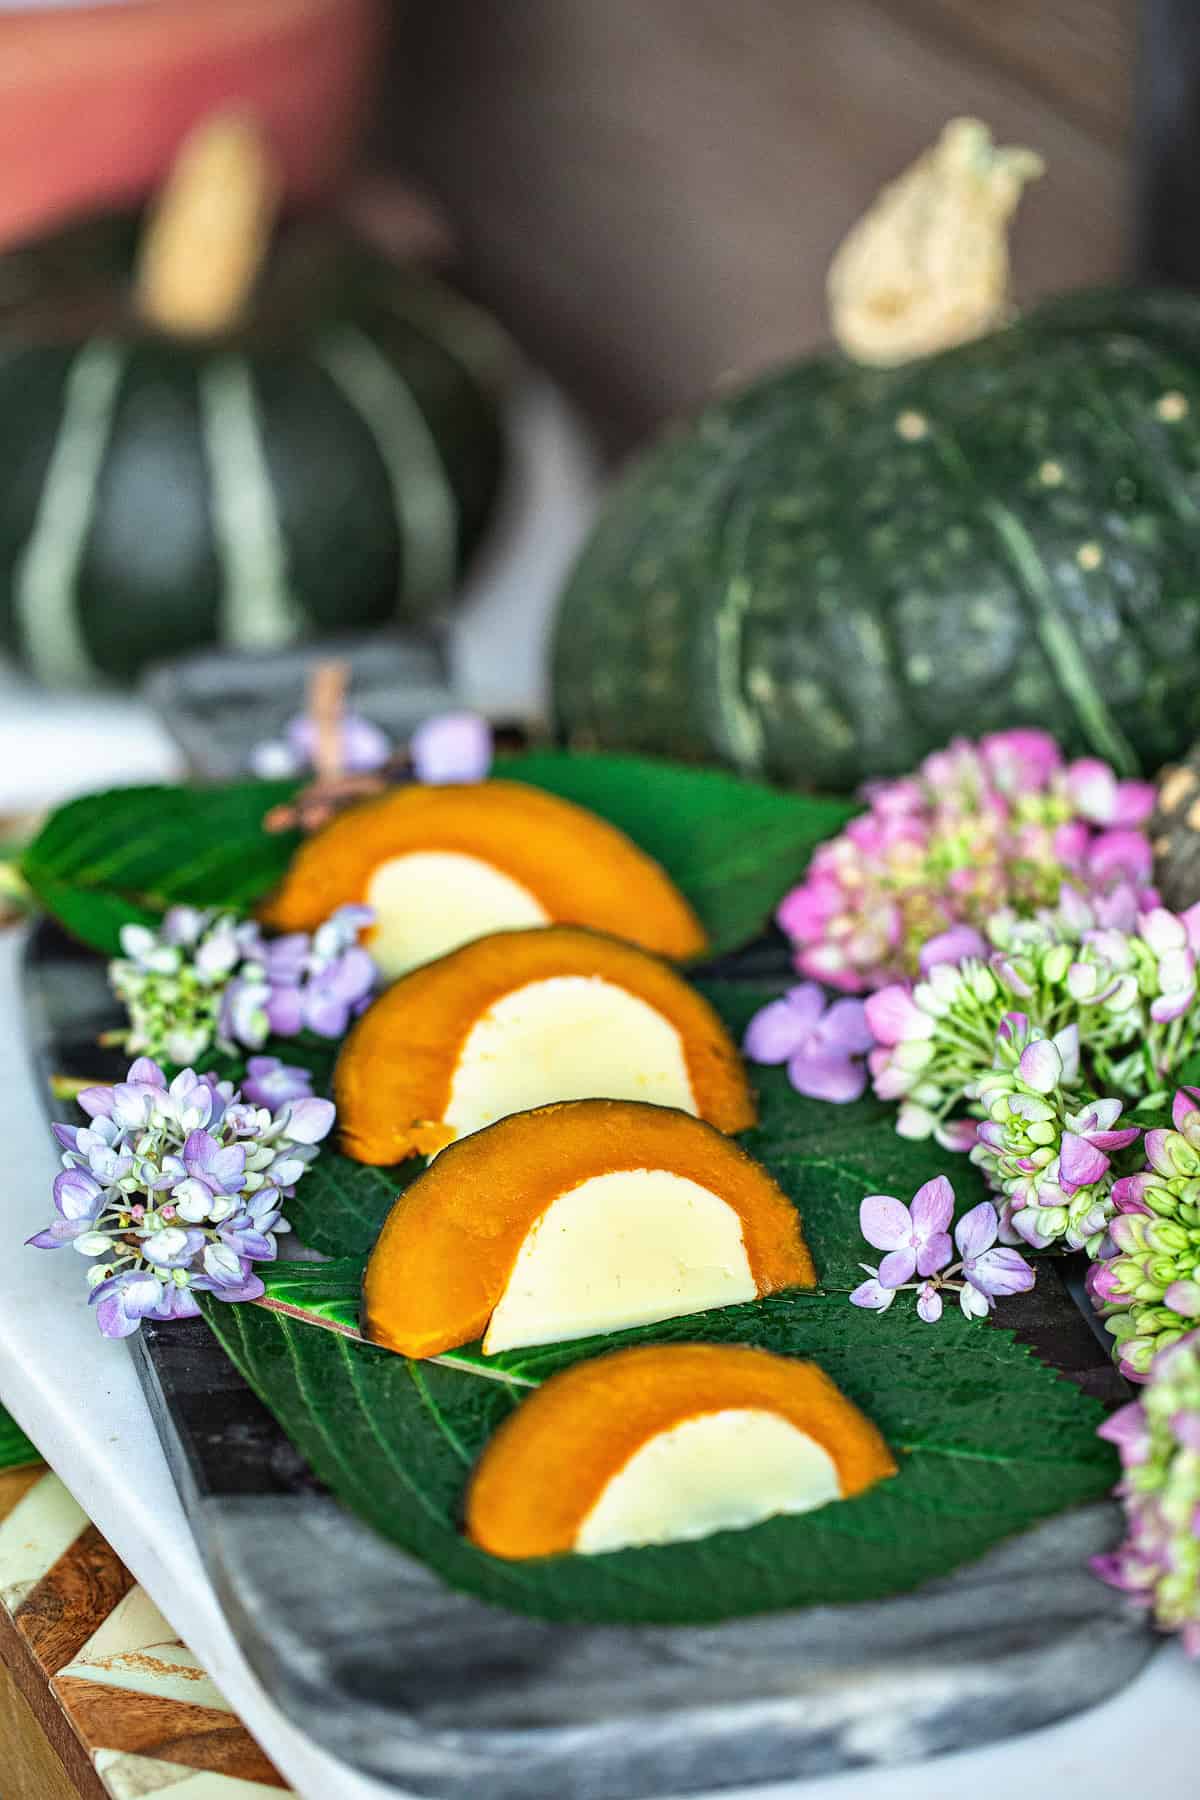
[827,118,1044,367]
[135,113,281,337]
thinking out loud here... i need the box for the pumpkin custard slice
[258,780,707,977]
[465,1343,897,1559]
[334,925,754,1162]
[362,1099,812,1357]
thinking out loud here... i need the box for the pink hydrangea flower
[776,729,1155,993]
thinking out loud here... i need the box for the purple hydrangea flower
[29,1057,335,1339]
[743,983,872,1102]
[850,1182,1035,1322]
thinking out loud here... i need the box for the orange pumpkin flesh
[361,1098,814,1358]
[257,780,708,969]
[465,1343,897,1560]
[334,926,755,1164]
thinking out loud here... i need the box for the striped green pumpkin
[0,225,509,686]
[554,289,1200,789]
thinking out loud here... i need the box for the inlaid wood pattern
[15,1524,136,1676]
[52,1677,290,1788]
[0,1466,291,1796]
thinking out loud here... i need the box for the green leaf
[205,1281,1115,1626]
[21,754,854,958]
[21,779,301,954]
[0,1404,39,1473]
[284,1154,415,1260]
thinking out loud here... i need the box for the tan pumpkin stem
[135,113,281,337]
[827,118,1044,367]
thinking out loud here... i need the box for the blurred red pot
[0,0,384,249]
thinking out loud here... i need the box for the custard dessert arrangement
[257,777,897,1560]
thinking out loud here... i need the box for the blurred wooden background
[379,0,1135,451]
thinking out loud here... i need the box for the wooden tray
[20,918,1153,1800]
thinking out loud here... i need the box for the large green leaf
[20,753,854,958]
[205,1276,1115,1626]
[0,1404,38,1473]
[21,779,301,956]
[204,972,1114,1627]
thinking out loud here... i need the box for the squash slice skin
[465,1343,898,1560]
[256,779,708,963]
[361,1098,814,1358]
[334,926,756,1165]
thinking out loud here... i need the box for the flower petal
[877,1246,918,1288]
[1059,1132,1111,1189]
[910,1175,955,1238]
[955,1200,999,1260]
[859,1194,913,1251]
[915,1232,953,1277]
[849,1277,896,1312]
[1017,1038,1062,1095]
[916,1283,943,1324]
[817,997,874,1055]
[968,1246,1036,1297]
[864,985,933,1047]
[918,926,986,973]
[743,993,816,1063]
[787,1047,867,1104]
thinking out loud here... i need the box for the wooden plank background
[379,0,1135,449]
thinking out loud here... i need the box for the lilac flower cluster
[969,1016,1141,1254]
[1091,1331,1200,1655]
[1087,1089,1200,1381]
[111,904,376,1068]
[850,1178,1035,1323]
[29,1056,332,1338]
[854,896,1200,1143]
[776,729,1155,994]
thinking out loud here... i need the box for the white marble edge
[0,922,1196,1799]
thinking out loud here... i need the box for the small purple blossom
[251,710,393,780]
[29,1056,335,1339]
[221,904,377,1048]
[409,711,493,785]
[240,1057,314,1110]
[850,1181,1035,1323]
[743,984,872,1102]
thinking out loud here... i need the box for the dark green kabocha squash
[0,117,510,688]
[554,122,1200,791]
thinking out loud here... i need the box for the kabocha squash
[465,1343,897,1559]
[361,1098,814,1357]
[258,778,708,976]
[334,925,754,1163]
[0,116,509,688]
[554,119,1200,790]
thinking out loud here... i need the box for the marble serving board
[20,918,1154,1800]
